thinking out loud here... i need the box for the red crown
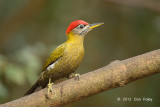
[66,20,88,35]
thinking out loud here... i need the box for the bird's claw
[74,73,80,80]
[69,73,80,81]
[46,78,54,99]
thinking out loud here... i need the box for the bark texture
[1,49,160,107]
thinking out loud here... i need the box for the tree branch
[1,49,160,107]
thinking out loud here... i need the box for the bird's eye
[78,24,85,29]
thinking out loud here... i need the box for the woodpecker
[24,20,103,95]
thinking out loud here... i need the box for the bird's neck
[66,33,84,45]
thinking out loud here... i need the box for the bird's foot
[45,78,54,99]
[69,73,80,81]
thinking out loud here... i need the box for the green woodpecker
[24,20,103,95]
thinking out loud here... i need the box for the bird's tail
[24,81,39,96]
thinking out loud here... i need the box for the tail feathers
[24,82,40,96]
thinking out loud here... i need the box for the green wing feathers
[42,44,66,71]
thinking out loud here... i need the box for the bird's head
[66,20,103,37]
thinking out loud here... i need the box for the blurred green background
[0,0,160,106]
